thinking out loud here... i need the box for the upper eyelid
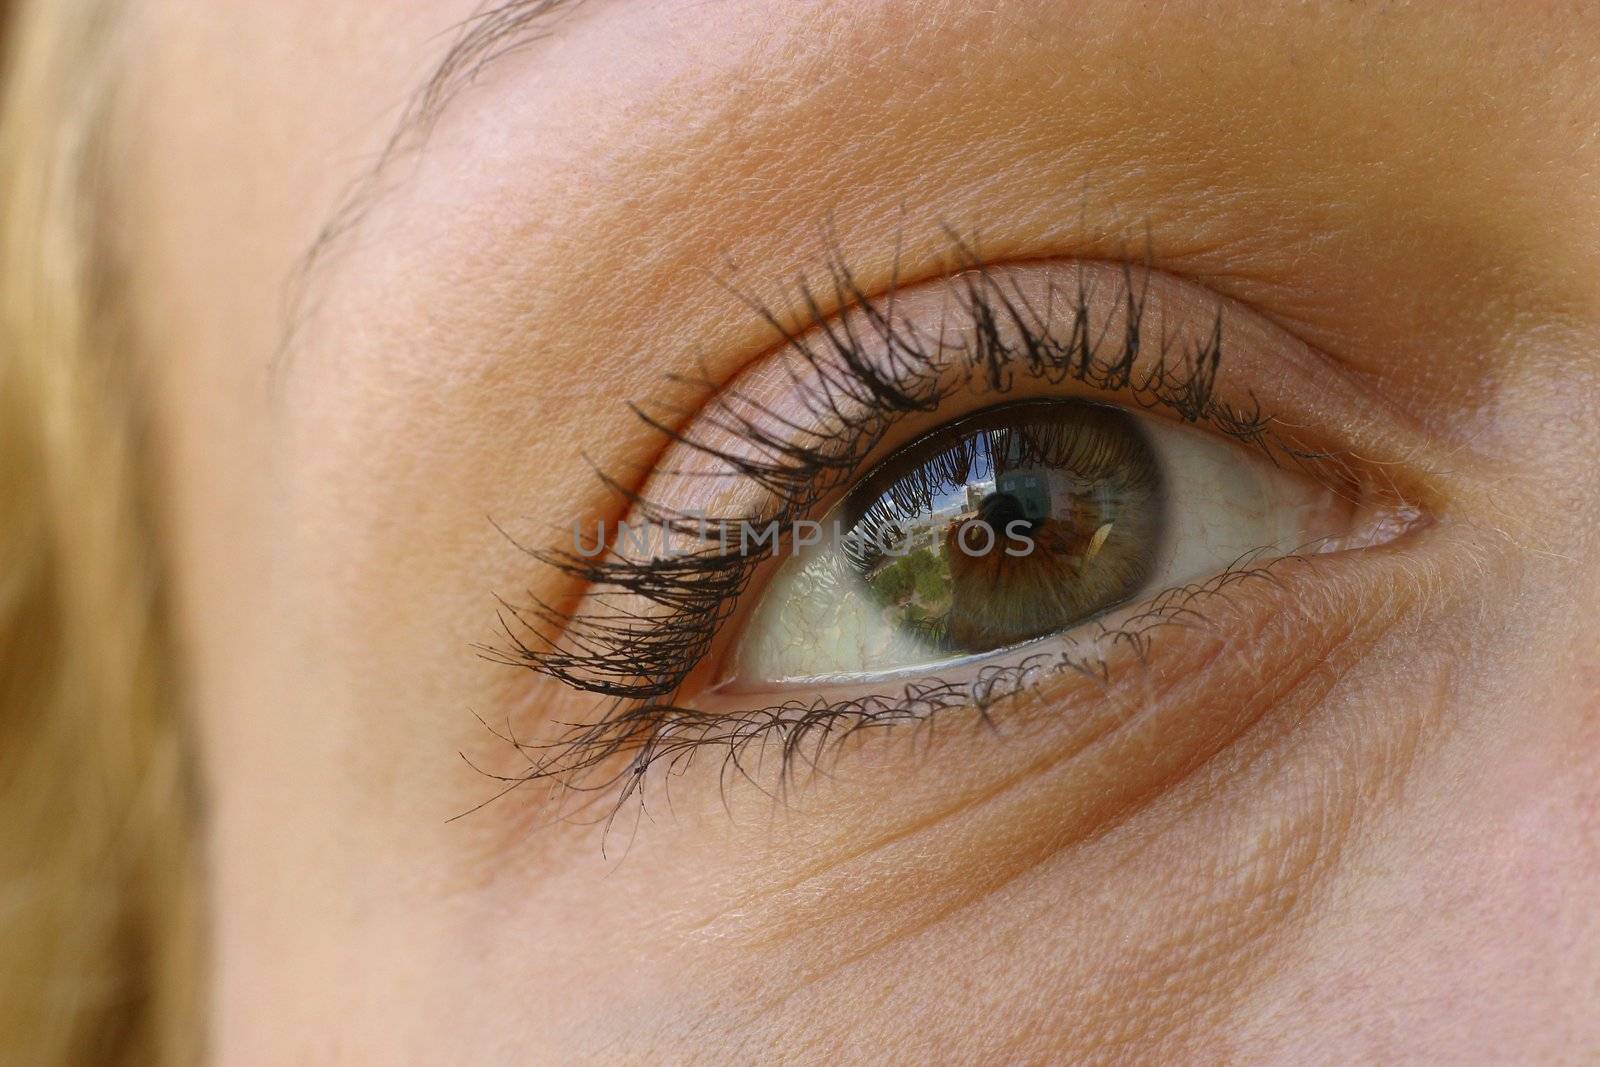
[592,252,1433,544]
[678,254,1414,497]
[634,261,1352,529]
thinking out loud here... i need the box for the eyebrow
[279,0,580,369]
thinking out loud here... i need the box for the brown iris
[841,400,1163,655]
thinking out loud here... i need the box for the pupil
[975,491,1031,533]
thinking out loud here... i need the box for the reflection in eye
[733,398,1349,684]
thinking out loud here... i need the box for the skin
[124,0,1600,1062]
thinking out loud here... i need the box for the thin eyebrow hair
[276,0,581,377]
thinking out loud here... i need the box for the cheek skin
[1233,688,1600,1056]
[450,538,1463,1061]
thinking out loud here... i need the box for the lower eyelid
[699,513,1409,710]
[496,501,1435,826]
[605,535,1438,891]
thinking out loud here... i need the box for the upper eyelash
[468,245,1355,810]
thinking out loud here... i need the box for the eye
[488,256,1426,801]
[729,397,1351,686]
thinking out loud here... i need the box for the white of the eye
[731,525,950,686]
[730,417,1344,687]
[1143,418,1339,591]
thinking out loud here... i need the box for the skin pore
[126,0,1600,1062]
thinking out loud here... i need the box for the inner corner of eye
[720,397,1378,688]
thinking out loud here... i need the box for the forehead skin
[127,0,1600,1062]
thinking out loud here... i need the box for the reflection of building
[996,466,1109,527]
[914,501,968,556]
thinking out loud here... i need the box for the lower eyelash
[469,552,1293,815]
[474,242,1370,807]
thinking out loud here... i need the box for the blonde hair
[0,1,201,1062]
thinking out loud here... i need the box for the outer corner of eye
[724,397,1410,689]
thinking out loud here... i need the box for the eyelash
[473,247,1356,808]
